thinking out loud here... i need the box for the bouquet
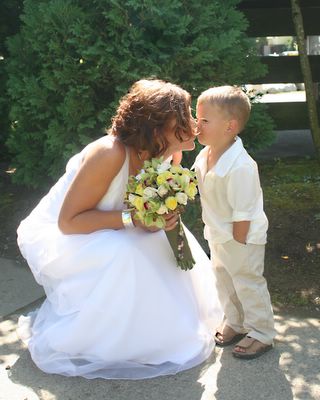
[125,157,198,271]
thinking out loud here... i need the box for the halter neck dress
[17,135,223,379]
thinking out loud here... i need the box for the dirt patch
[0,165,45,261]
[265,210,320,308]
[260,159,320,310]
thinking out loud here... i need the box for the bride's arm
[58,139,126,234]
[58,138,179,235]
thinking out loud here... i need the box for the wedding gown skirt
[17,136,223,379]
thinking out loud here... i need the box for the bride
[17,78,223,379]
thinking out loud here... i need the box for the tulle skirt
[18,218,223,379]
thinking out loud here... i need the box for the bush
[6,0,274,187]
[242,103,275,152]
[0,60,10,160]
[0,0,23,160]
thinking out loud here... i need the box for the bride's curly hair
[110,79,193,157]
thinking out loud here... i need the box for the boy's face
[196,102,230,146]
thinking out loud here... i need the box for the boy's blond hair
[197,86,251,132]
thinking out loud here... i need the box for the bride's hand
[132,214,161,233]
[163,212,179,232]
[132,212,179,232]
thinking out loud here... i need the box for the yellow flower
[135,183,144,196]
[165,196,178,210]
[185,182,198,198]
[133,196,145,211]
[156,171,172,185]
[170,165,183,174]
[156,174,166,185]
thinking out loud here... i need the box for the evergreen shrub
[6,0,274,187]
[0,0,23,160]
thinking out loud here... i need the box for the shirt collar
[192,146,209,178]
[214,136,244,177]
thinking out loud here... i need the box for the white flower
[157,161,171,173]
[143,187,157,199]
[136,169,145,181]
[156,204,168,215]
[176,192,188,205]
[168,179,180,190]
[180,174,190,185]
[157,184,169,197]
[128,193,137,204]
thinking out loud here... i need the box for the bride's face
[163,116,196,156]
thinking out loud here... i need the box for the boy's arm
[228,164,261,244]
[233,220,250,244]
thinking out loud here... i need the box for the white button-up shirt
[193,137,268,245]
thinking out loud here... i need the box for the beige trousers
[209,239,276,345]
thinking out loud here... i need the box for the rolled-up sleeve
[227,165,261,221]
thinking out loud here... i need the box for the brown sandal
[232,336,273,359]
[215,325,246,347]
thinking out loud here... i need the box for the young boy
[194,86,276,359]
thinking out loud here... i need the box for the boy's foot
[232,336,273,359]
[215,325,246,347]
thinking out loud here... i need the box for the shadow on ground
[1,311,319,400]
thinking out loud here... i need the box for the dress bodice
[29,136,129,221]
[95,141,129,211]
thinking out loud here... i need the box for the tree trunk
[291,0,320,159]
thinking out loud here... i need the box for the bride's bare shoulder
[83,135,126,170]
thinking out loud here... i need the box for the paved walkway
[1,130,319,400]
[1,257,319,400]
[253,129,316,160]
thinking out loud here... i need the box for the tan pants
[209,239,276,345]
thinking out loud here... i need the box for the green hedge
[0,0,23,160]
[6,0,274,187]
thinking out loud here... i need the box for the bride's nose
[193,120,201,137]
[190,117,199,136]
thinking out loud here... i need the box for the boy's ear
[227,119,239,134]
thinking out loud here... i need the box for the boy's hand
[233,220,250,244]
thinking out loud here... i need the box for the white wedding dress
[17,136,223,380]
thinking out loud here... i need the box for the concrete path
[253,129,316,160]
[0,258,44,320]
[1,256,320,400]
